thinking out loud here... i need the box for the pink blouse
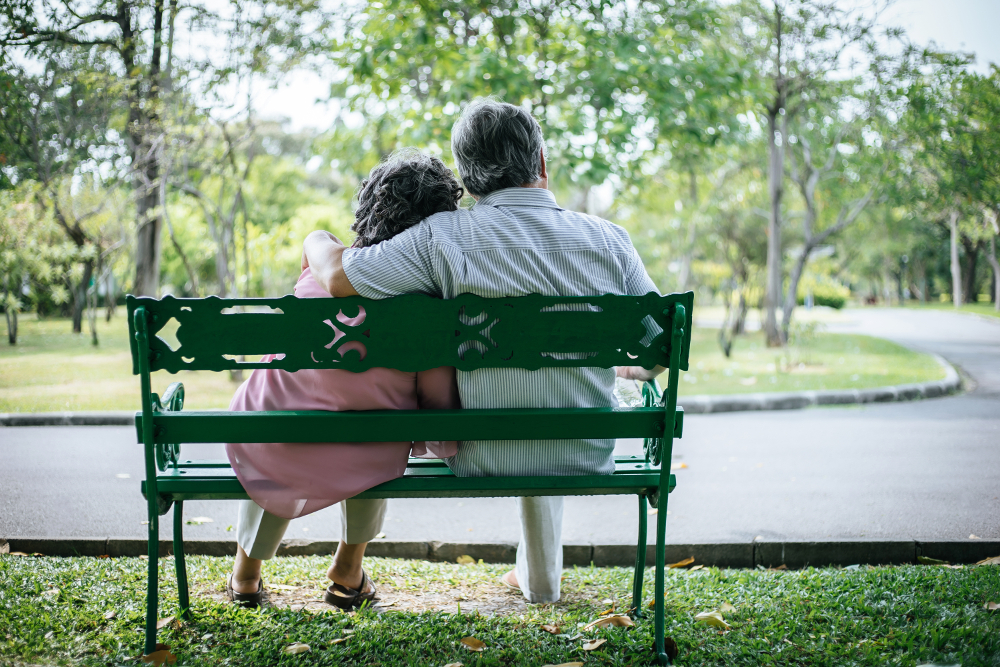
[225,270,460,520]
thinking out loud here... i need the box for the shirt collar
[473,187,563,210]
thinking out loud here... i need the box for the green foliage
[796,275,850,310]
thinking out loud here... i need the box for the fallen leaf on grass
[985,602,1000,611]
[9,552,29,556]
[667,557,695,569]
[104,610,117,620]
[542,663,583,667]
[694,610,731,630]
[917,556,949,565]
[373,601,396,608]
[582,638,606,651]
[185,517,213,525]
[456,555,475,565]
[688,564,705,572]
[720,602,735,613]
[599,608,616,616]
[769,564,788,571]
[269,584,298,591]
[283,643,310,655]
[460,637,485,652]
[0,540,8,554]
[583,615,634,631]
[44,631,54,640]
[330,638,348,645]
[540,624,560,634]
[155,617,175,630]
[670,462,688,470]
[141,645,177,665]
[442,663,465,667]
[976,555,1000,566]
[664,637,680,659]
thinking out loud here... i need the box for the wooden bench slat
[137,407,682,444]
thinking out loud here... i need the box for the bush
[797,277,850,309]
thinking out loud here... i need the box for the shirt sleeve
[341,222,440,299]
[624,246,660,296]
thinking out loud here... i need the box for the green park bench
[127,290,693,664]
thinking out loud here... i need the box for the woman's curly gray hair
[352,150,464,248]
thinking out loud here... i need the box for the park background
[2,0,999,415]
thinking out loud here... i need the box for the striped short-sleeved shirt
[342,187,659,477]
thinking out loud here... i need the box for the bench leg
[653,491,671,665]
[173,501,192,620]
[631,494,648,617]
[143,505,160,655]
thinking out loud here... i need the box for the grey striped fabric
[341,187,660,477]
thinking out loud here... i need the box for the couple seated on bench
[226,97,664,610]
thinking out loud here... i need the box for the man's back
[342,187,659,477]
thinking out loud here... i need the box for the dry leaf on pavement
[583,615,634,631]
[456,555,475,565]
[694,610,731,630]
[460,637,485,652]
[185,517,213,525]
[540,624,560,634]
[985,602,1000,611]
[670,462,688,470]
[976,555,1000,566]
[720,602,735,613]
[282,643,310,655]
[667,557,695,569]
[582,638,606,651]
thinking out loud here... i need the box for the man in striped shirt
[304,98,662,603]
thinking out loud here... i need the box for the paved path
[2,308,998,546]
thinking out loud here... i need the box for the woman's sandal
[226,573,264,609]
[324,570,377,609]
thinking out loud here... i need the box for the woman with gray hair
[225,150,463,610]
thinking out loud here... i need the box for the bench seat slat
[174,454,656,469]
[137,407,680,444]
[145,462,674,500]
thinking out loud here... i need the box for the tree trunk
[6,307,16,345]
[677,168,698,292]
[987,235,1000,312]
[763,109,785,347]
[71,260,94,334]
[949,211,962,307]
[781,248,808,343]
[961,238,981,305]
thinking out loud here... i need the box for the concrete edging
[3,537,996,569]
[0,355,961,426]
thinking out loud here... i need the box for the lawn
[0,313,946,413]
[904,301,1000,321]
[1,554,998,666]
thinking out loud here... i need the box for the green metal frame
[130,293,690,663]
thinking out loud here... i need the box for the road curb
[0,355,961,426]
[3,537,996,568]
[677,353,961,414]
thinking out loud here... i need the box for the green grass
[679,328,944,396]
[0,314,945,412]
[1,555,999,666]
[904,301,1000,320]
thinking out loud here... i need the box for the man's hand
[301,230,359,297]
[616,364,666,382]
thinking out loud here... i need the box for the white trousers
[236,498,387,560]
[235,495,564,604]
[515,496,564,604]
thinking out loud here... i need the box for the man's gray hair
[451,98,546,197]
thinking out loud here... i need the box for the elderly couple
[224,97,664,609]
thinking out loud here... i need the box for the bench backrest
[126,292,692,375]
